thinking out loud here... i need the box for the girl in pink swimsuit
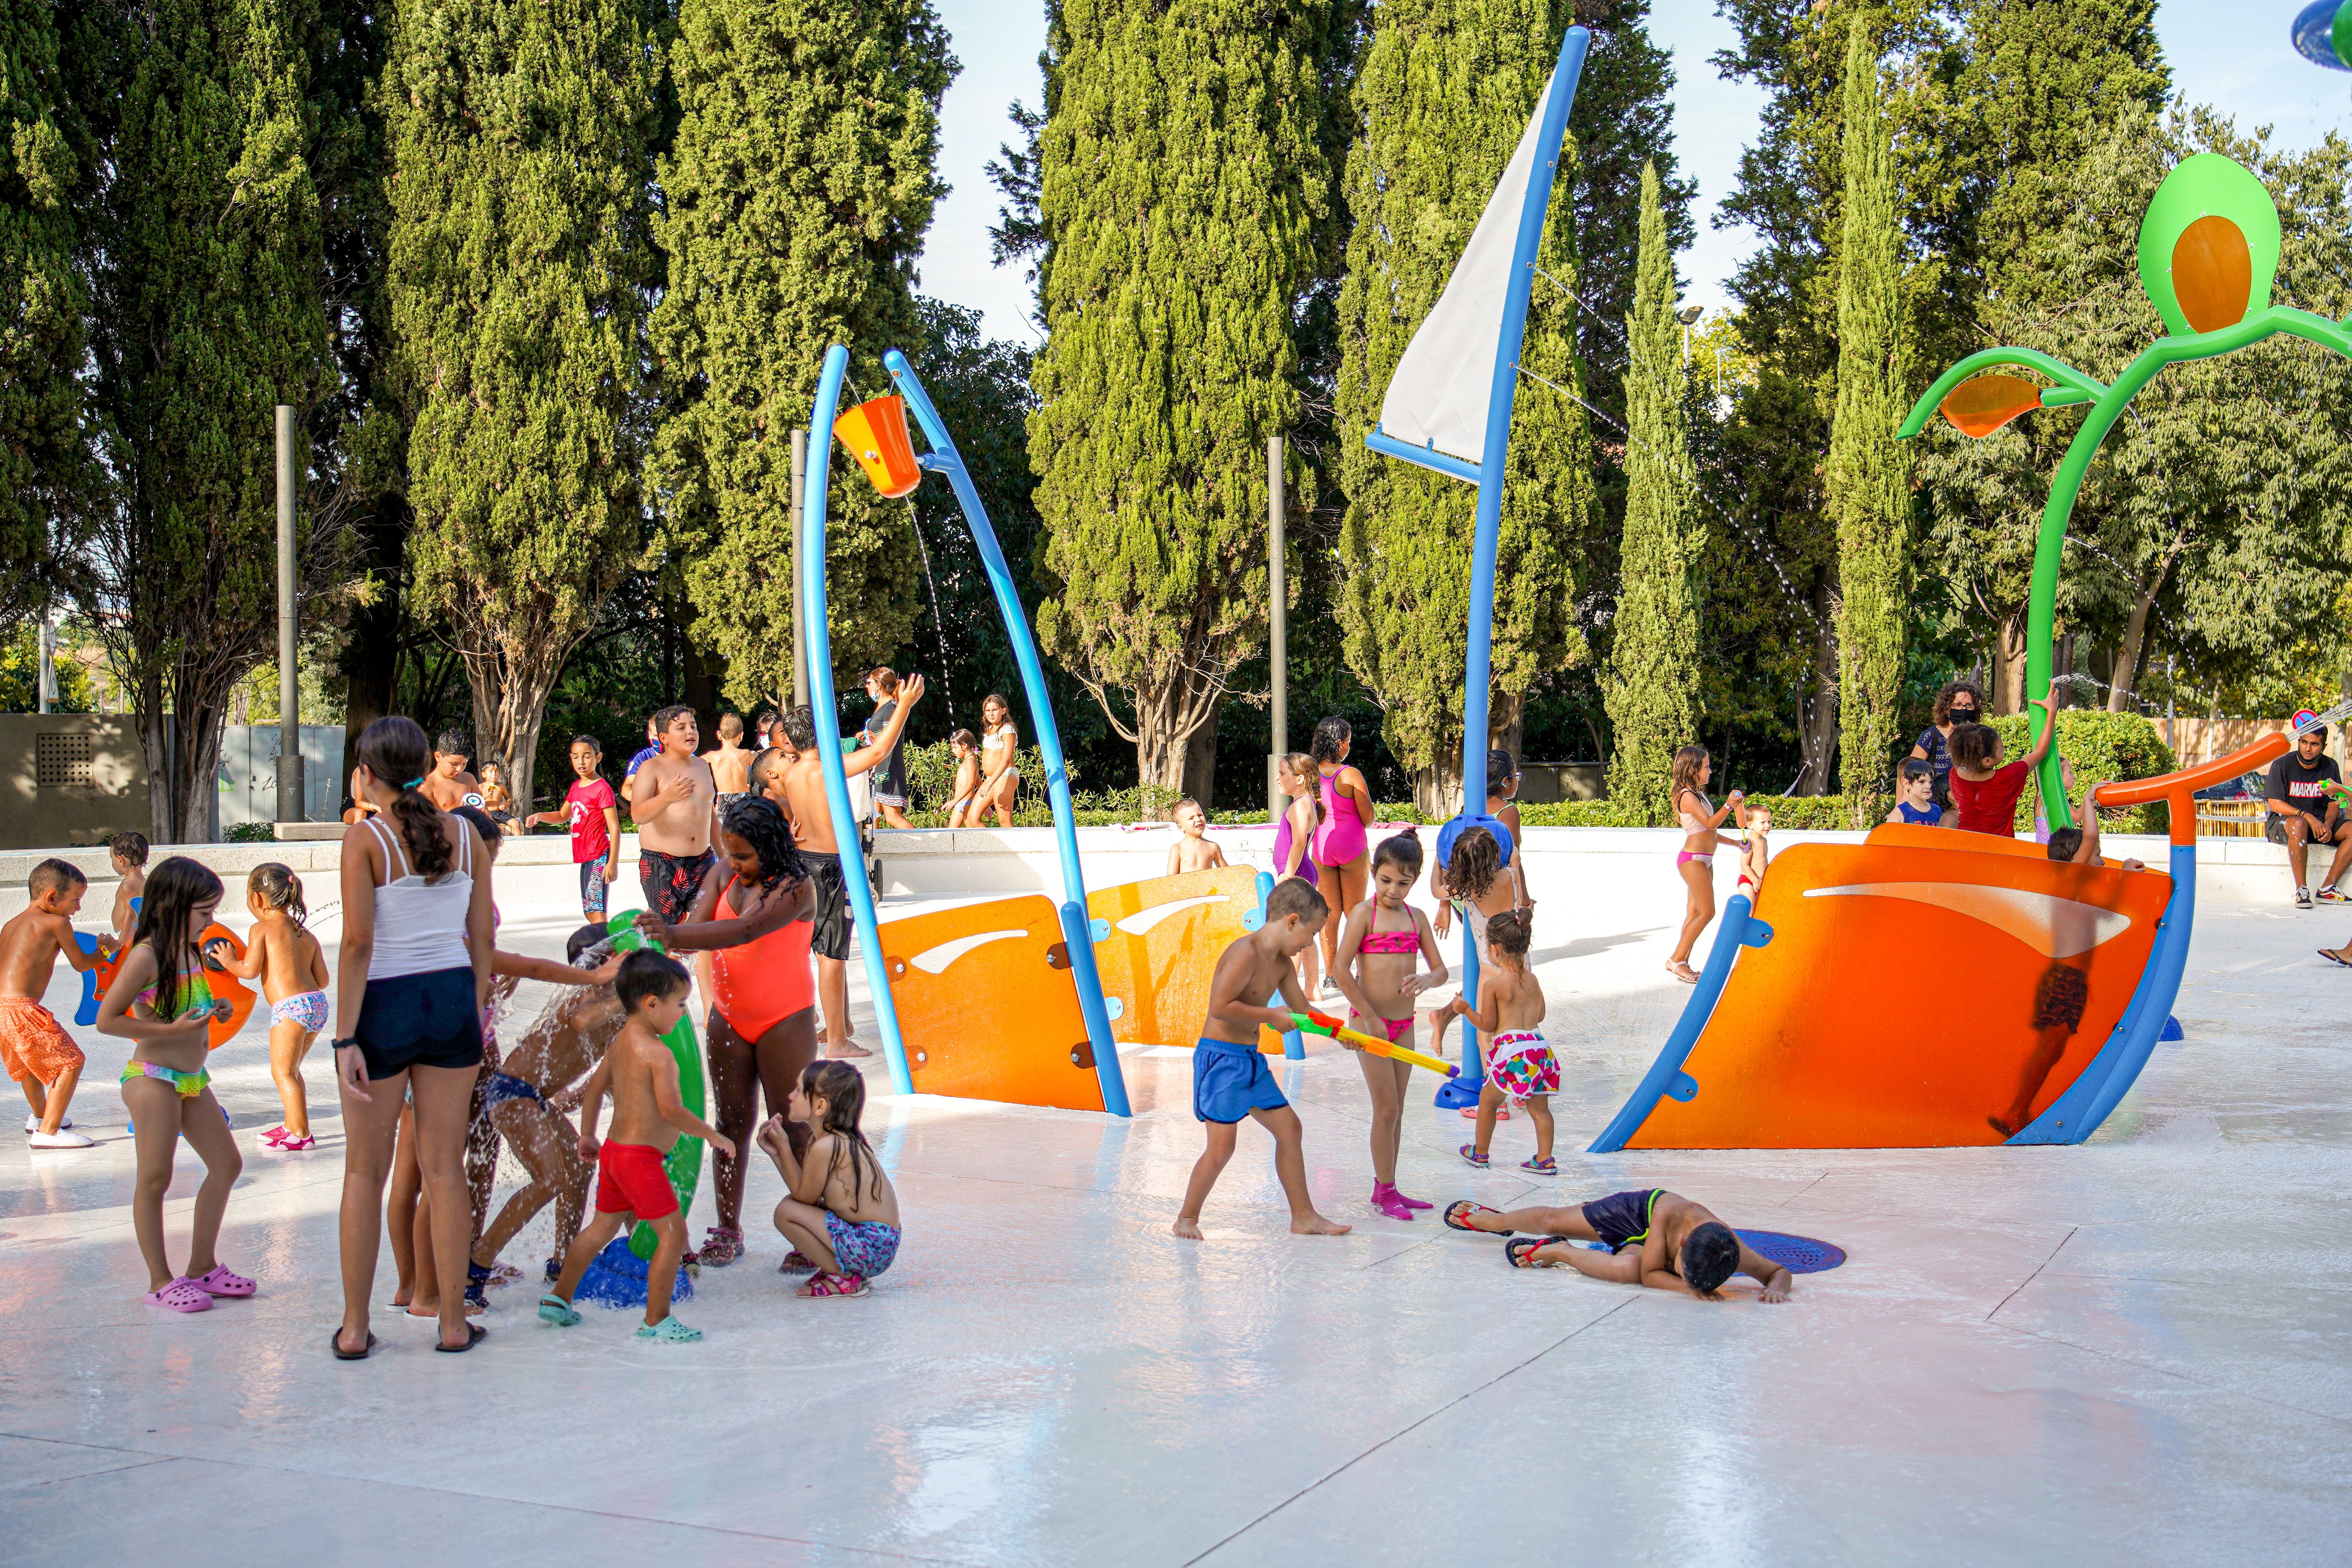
[1307,718,1376,995]
[1331,830,1448,1220]
[1667,745,1743,984]
[1270,753,1325,994]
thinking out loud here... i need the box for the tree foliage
[653,0,956,709]
[385,0,660,810]
[1332,0,1595,813]
[1602,162,1700,823]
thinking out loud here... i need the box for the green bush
[225,822,279,844]
[1983,710,2174,835]
[897,738,1181,826]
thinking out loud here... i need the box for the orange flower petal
[1939,374,2044,439]
[2172,214,2252,334]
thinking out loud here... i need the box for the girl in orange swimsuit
[1330,830,1448,1221]
[649,795,817,1266]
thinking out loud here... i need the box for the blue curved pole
[1588,894,1763,1153]
[800,344,915,1095]
[883,348,1132,1116]
[2069,842,2196,1139]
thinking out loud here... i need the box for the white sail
[1377,62,1564,469]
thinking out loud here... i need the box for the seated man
[2264,725,2350,908]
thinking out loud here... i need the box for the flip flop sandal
[1458,1143,1491,1169]
[434,1322,488,1353]
[1443,1200,1510,1234]
[2319,949,2351,968]
[1503,1238,1553,1269]
[146,1278,212,1312]
[188,1264,255,1298]
[797,1271,871,1298]
[330,1328,378,1360]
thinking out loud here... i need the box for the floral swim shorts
[1486,1030,1560,1104]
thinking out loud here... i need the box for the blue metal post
[799,345,915,1095]
[884,350,1132,1116]
[1447,27,1590,1097]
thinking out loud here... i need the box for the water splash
[908,510,957,726]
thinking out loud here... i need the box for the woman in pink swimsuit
[1307,718,1376,995]
[1330,831,1446,1220]
[1666,745,1743,984]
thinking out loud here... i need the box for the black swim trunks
[639,846,717,927]
[2032,962,2089,1031]
[803,851,851,961]
[1582,1188,1664,1252]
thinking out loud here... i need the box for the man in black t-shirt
[2264,726,2350,907]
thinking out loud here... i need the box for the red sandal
[797,1271,870,1298]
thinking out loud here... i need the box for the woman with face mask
[1909,681,1985,825]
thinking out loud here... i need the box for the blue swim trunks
[1192,1037,1289,1123]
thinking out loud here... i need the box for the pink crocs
[146,1278,212,1313]
[188,1264,255,1298]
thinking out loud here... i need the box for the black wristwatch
[332,1037,361,1053]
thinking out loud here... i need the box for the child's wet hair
[1485,749,1517,787]
[616,949,690,1011]
[651,704,694,739]
[1485,908,1530,959]
[249,863,308,926]
[566,924,612,965]
[132,857,226,1022]
[1898,758,1933,785]
[1174,796,1202,818]
[109,831,149,866]
[1668,745,1710,811]
[1281,752,1325,824]
[1265,877,1328,926]
[2046,828,2083,862]
[750,748,788,791]
[780,706,818,752]
[801,1059,884,1203]
[1309,716,1350,764]
[1372,827,1423,878]
[719,712,743,739]
[358,717,452,879]
[1949,722,1998,769]
[27,857,84,900]
[435,729,470,758]
[950,728,978,751]
[570,733,603,757]
[1446,826,1501,902]
[719,794,807,887]
[1681,1221,1740,1298]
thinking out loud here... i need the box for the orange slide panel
[1087,866,1276,1053]
[877,895,1103,1112]
[1628,839,2172,1148]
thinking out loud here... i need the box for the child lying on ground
[757,1060,901,1298]
[1444,1187,1793,1301]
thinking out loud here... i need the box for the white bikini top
[1677,789,1715,843]
[362,815,474,980]
[982,722,1014,757]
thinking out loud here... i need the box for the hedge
[1981,710,2174,835]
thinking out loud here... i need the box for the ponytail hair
[1669,745,1710,815]
[1310,715,1351,765]
[248,863,308,927]
[357,716,452,879]
[1283,751,1325,826]
[1372,826,1423,879]
[801,1059,882,1203]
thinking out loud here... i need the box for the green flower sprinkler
[1899,153,2352,828]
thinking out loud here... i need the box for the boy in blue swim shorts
[1174,878,1352,1241]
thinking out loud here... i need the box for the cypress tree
[1332,0,1595,813]
[385,0,659,808]
[84,0,332,841]
[0,0,85,624]
[1827,23,1911,820]
[652,0,955,709]
[1027,0,1348,791]
[1602,161,1700,822]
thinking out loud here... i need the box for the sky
[915,1,2352,345]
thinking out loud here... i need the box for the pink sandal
[146,1278,213,1312]
[189,1264,256,1298]
[797,1271,870,1298]
[777,1250,817,1274]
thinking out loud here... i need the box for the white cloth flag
[1377,62,1563,468]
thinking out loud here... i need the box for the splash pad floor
[0,871,2345,1566]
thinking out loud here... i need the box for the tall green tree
[652,0,955,711]
[1332,0,1594,814]
[384,0,659,809]
[85,0,334,841]
[1603,161,1700,821]
[1827,22,1912,817]
[1027,0,1350,791]
[0,0,85,627]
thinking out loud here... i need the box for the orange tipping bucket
[833,394,923,499]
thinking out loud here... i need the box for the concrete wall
[216,724,347,831]
[0,715,151,850]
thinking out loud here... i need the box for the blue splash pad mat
[1734,1229,1846,1273]
[574,1236,693,1309]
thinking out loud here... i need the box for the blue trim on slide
[1587,892,1758,1153]
[1363,428,1481,485]
[2009,842,2194,1145]
[799,345,915,1094]
[885,349,1131,1116]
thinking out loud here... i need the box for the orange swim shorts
[0,996,84,1085]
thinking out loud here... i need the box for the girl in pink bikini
[1666,745,1743,984]
[1307,718,1377,996]
[1330,830,1448,1220]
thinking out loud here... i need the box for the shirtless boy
[109,831,149,947]
[1165,797,1228,875]
[630,706,719,926]
[471,926,629,1281]
[772,682,924,1059]
[540,951,734,1341]
[1445,1189,1793,1301]
[1173,877,1351,1240]
[423,730,484,811]
[0,859,109,1147]
[703,713,755,812]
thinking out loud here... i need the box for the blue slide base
[574,1237,693,1310]
[2160,1014,2184,1042]
[1432,1075,1482,1110]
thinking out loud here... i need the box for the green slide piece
[2135,154,2280,339]
[603,911,706,1261]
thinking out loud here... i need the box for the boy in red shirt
[528,736,622,926]
[1949,693,2057,838]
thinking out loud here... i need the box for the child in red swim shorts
[540,951,734,1341]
